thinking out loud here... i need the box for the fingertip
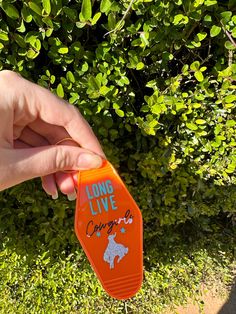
[52,191,58,200]
[41,174,58,197]
[55,172,76,196]
[67,191,77,201]
[77,153,103,169]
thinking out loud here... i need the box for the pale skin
[0,70,105,200]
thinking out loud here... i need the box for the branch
[228,50,233,66]
[104,0,135,37]
[220,21,236,48]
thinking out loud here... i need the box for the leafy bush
[1,0,235,228]
[0,0,235,312]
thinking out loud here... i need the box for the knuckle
[0,70,21,95]
[0,70,19,82]
[55,146,72,170]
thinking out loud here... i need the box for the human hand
[0,70,105,199]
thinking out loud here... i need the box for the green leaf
[29,2,42,16]
[204,15,212,22]
[16,19,26,33]
[194,71,204,82]
[46,28,53,37]
[14,34,26,48]
[58,46,68,54]
[50,75,55,84]
[34,39,41,51]
[226,120,236,127]
[69,93,79,104]
[173,14,189,25]
[196,119,206,124]
[76,21,86,28]
[66,71,75,83]
[81,0,92,20]
[225,163,235,174]
[81,62,88,72]
[140,32,149,47]
[225,103,235,109]
[182,64,189,74]
[27,48,38,59]
[57,83,64,98]
[63,7,77,21]
[100,85,110,96]
[108,12,116,30]
[225,41,235,50]
[119,76,130,85]
[25,32,38,45]
[151,104,162,114]
[91,12,101,25]
[210,25,221,37]
[2,3,20,19]
[190,61,200,71]
[0,32,9,42]
[186,122,198,131]
[21,6,33,23]
[113,103,119,109]
[0,42,4,49]
[136,62,145,70]
[176,102,186,111]
[232,27,236,39]
[220,11,232,23]
[88,76,100,90]
[115,109,125,117]
[42,0,51,15]
[196,32,207,41]
[204,0,217,6]
[225,95,236,103]
[100,0,112,13]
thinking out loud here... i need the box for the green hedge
[0,0,236,312]
[1,0,235,228]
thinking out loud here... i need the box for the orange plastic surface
[75,160,143,300]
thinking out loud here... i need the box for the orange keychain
[75,160,143,300]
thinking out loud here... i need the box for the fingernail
[78,153,102,169]
[67,191,77,201]
[52,191,58,200]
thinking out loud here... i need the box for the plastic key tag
[75,160,143,300]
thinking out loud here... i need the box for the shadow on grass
[218,282,236,314]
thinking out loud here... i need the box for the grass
[0,191,235,314]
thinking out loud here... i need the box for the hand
[0,70,105,199]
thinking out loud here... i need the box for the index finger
[7,71,105,157]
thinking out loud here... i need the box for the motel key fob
[75,160,143,300]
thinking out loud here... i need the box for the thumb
[0,146,103,190]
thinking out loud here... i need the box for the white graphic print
[103,233,128,269]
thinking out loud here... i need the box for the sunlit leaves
[1,3,19,19]
[42,0,51,15]
[194,71,204,82]
[28,2,42,16]
[0,32,9,41]
[186,122,198,131]
[100,0,112,14]
[58,46,68,54]
[210,25,221,37]
[81,0,92,21]
[173,14,189,25]
[56,83,64,98]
